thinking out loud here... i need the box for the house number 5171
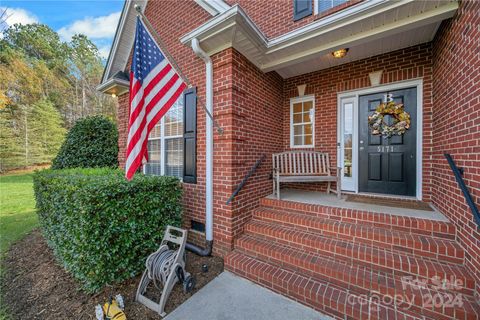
[378,146,395,153]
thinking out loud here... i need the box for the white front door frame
[337,78,423,200]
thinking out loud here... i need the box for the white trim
[96,77,130,94]
[290,95,315,149]
[337,78,423,200]
[179,1,457,77]
[180,5,268,47]
[194,0,230,16]
[313,0,349,17]
[337,96,357,191]
[314,0,319,16]
[269,0,394,47]
[263,3,457,71]
[102,0,145,85]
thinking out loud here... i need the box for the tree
[29,100,66,164]
[69,35,116,124]
[0,22,117,171]
[0,105,24,171]
[2,23,69,70]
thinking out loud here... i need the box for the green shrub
[52,116,118,169]
[33,168,182,292]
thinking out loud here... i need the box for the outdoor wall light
[332,48,349,58]
[111,93,117,98]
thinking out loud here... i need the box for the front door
[358,88,417,196]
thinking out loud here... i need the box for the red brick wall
[226,48,284,245]
[283,44,434,199]
[225,0,362,39]
[116,1,284,256]
[431,0,480,296]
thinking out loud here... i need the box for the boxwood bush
[33,168,182,292]
[52,116,118,169]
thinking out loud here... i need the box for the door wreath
[368,101,411,138]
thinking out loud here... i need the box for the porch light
[332,48,349,58]
[111,93,117,98]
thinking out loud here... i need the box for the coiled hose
[145,247,177,289]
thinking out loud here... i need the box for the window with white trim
[144,95,184,178]
[314,0,348,15]
[290,96,315,148]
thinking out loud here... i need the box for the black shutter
[293,0,312,21]
[183,87,197,183]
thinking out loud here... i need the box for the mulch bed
[1,230,224,320]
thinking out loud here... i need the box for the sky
[1,0,125,59]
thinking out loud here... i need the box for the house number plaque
[377,146,395,153]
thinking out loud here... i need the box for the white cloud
[98,44,112,59]
[1,7,39,27]
[58,11,120,41]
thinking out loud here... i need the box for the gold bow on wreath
[368,101,411,138]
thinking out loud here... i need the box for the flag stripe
[126,71,179,153]
[125,17,186,180]
[127,67,173,139]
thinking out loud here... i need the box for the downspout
[186,38,213,256]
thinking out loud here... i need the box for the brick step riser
[224,254,396,320]
[259,200,456,239]
[252,214,464,264]
[225,253,479,320]
[235,236,475,298]
[243,224,475,291]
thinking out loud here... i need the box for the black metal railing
[226,154,266,205]
[444,153,480,227]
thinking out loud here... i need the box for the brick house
[98,0,480,318]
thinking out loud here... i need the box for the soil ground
[1,230,224,320]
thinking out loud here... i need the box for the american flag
[125,17,186,180]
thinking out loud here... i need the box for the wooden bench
[272,151,341,200]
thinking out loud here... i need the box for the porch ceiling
[180,0,458,78]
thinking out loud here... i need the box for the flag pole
[134,4,224,135]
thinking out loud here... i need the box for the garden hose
[145,247,177,289]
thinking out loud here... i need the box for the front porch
[266,188,448,222]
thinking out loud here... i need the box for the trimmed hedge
[52,116,118,169]
[33,168,182,292]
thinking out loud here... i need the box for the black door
[358,88,417,196]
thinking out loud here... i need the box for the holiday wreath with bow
[368,101,411,138]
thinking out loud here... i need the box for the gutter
[186,38,214,256]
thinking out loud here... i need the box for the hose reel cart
[136,226,195,317]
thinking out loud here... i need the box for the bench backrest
[273,151,331,176]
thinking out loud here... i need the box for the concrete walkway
[165,272,332,320]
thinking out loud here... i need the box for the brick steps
[260,198,456,239]
[235,234,475,303]
[253,208,464,264]
[225,252,480,320]
[225,251,395,320]
[243,220,475,292]
[225,200,479,319]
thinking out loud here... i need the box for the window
[343,102,353,177]
[290,96,315,148]
[144,96,184,178]
[314,0,348,15]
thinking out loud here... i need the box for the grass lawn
[0,173,38,257]
[0,172,38,319]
